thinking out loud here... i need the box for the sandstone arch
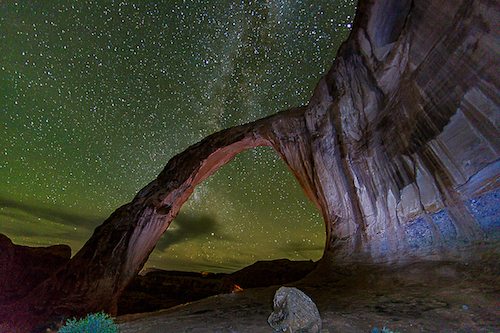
[2,0,498,331]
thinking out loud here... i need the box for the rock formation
[223,258,317,289]
[0,234,71,304]
[268,286,322,333]
[1,0,498,331]
[118,259,316,315]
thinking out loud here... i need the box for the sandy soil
[116,260,500,333]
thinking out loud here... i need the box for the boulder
[268,286,322,333]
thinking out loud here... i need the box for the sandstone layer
[0,0,498,331]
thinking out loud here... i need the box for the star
[0,0,356,272]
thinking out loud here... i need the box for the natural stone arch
[150,145,326,272]
[2,0,498,331]
[16,105,346,323]
[17,78,367,326]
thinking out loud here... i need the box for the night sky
[1,1,355,272]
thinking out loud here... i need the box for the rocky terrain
[117,259,316,315]
[117,259,499,332]
[0,0,498,331]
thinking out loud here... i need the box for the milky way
[1,1,355,272]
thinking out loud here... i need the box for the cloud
[0,195,103,229]
[156,212,225,251]
[0,196,232,251]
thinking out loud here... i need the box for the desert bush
[371,327,398,333]
[58,312,118,333]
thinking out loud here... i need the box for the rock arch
[2,0,498,330]
[11,106,340,327]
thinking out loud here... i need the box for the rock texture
[268,286,322,333]
[1,0,498,331]
[0,234,71,304]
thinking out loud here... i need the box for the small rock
[268,286,322,333]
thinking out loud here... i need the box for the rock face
[1,0,498,331]
[225,259,317,289]
[117,270,227,315]
[0,234,71,304]
[118,259,316,315]
[268,286,322,333]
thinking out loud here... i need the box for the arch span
[149,145,325,273]
[15,106,344,323]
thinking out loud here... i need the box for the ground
[116,259,500,333]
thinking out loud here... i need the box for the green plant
[371,327,398,333]
[58,312,118,333]
[381,328,396,333]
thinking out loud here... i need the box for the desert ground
[117,260,500,333]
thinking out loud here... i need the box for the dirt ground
[116,260,500,333]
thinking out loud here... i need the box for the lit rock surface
[268,286,322,333]
[1,0,498,331]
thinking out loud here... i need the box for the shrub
[58,312,118,333]
[371,327,398,333]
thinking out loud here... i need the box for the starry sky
[0,1,355,273]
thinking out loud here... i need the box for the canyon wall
[1,0,498,331]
